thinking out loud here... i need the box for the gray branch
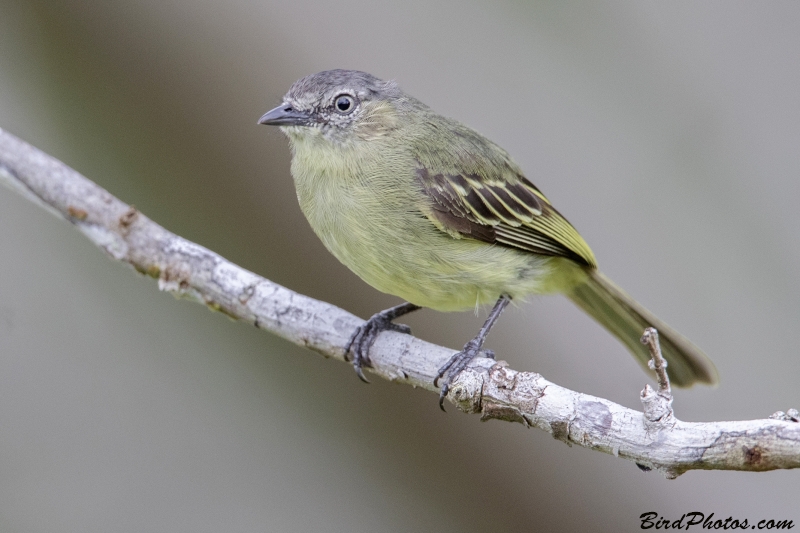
[1,127,798,479]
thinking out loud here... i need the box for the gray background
[1,1,798,531]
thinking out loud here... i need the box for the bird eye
[334,94,356,114]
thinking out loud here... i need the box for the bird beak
[258,104,313,126]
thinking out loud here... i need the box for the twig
[640,328,674,429]
[1,127,798,479]
[642,327,670,394]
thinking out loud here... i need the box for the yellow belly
[302,188,586,310]
[289,137,588,311]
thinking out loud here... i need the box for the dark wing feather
[417,167,597,267]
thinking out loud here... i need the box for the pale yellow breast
[287,135,585,311]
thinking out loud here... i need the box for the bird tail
[567,269,718,387]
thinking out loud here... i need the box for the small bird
[259,70,718,407]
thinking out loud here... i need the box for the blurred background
[1,1,798,531]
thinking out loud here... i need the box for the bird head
[259,70,408,145]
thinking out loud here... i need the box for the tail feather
[568,270,718,387]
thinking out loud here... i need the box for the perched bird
[259,69,718,407]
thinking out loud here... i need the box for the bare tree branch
[1,127,798,479]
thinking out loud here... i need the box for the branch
[1,127,798,479]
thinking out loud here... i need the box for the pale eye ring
[334,94,356,114]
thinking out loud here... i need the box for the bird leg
[434,295,511,410]
[345,302,421,382]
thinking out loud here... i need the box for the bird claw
[434,340,484,411]
[391,323,412,335]
[345,312,413,383]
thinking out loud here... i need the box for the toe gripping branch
[434,295,511,411]
[344,302,421,382]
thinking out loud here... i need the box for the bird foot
[345,311,412,383]
[434,339,491,411]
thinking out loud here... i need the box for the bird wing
[416,166,597,267]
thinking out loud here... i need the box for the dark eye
[334,94,356,114]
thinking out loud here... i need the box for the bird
[258,69,718,408]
